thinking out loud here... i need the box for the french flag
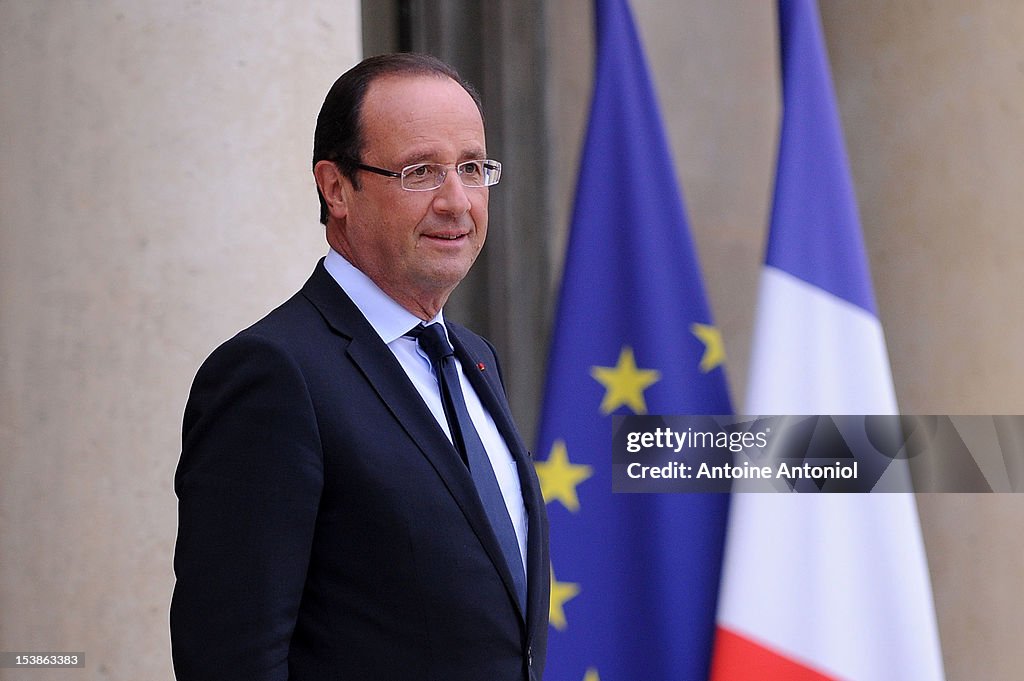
[710,1,946,679]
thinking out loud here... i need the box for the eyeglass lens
[402,161,500,190]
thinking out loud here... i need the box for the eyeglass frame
[352,159,502,191]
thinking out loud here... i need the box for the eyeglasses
[354,159,502,191]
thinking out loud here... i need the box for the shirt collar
[323,248,444,344]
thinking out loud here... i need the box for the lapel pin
[477,362,487,371]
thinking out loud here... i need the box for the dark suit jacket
[171,261,549,680]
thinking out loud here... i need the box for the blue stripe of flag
[767,0,879,314]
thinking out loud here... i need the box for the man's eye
[460,162,483,175]
[409,165,431,177]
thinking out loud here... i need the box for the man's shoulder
[236,288,321,343]
[189,291,317,386]
[192,265,343,378]
[222,261,351,348]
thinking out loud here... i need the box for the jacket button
[528,645,533,667]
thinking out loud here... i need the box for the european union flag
[535,1,733,679]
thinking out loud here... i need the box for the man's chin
[416,263,476,298]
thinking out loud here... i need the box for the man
[171,53,549,680]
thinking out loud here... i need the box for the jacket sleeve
[171,334,323,681]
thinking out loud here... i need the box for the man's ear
[313,160,349,221]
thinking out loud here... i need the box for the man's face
[327,75,489,316]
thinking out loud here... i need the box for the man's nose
[431,170,473,217]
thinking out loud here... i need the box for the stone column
[0,2,360,679]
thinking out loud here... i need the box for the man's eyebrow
[397,148,488,167]
[460,147,487,160]
[397,151,434,166]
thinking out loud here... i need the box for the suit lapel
[300,262,529,622]
[449,324,549,630]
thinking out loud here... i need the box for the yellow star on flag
[534,439,593,513]
[590,346,661,414]
[690,323,726,373]
[583,669,600,681]
[549,565,581,631]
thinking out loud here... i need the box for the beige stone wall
[548,1,1024,679]
[0,2,360,679]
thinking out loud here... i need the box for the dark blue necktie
[411,322,527,610]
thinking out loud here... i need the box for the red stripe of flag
[710,626,840,681]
